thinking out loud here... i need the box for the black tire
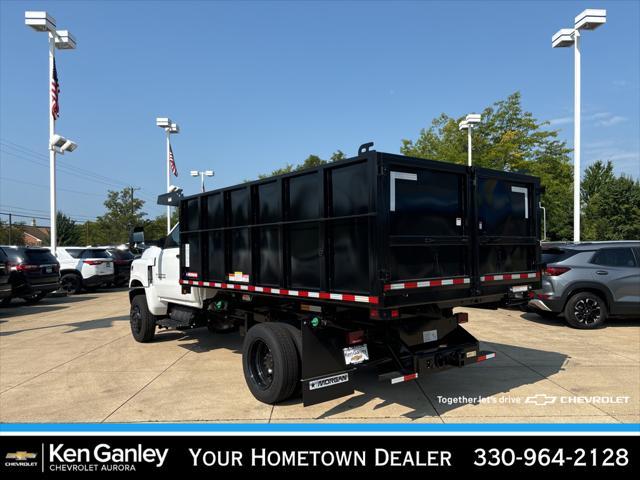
[564,292,608,329]
[242,323,299,404]
[60,273,82,295]
[279,323,303,396]
[130,294,157,342]
[21,291,47,305]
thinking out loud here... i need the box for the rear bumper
[11,280,60,296]
[528,297,564,313]
[83,274,114,287]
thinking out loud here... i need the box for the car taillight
[544,266,571,276]
[346,330,365,345]
[15,264,39,272]
[83,260,103,265]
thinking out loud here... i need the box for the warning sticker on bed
[228,272,249,283]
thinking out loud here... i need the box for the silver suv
[529,241,640,328]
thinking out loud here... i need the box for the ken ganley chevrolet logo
[46,443,168,472]
[5,451,38,468]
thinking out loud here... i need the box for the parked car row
[0,245,133,306]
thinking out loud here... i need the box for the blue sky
[1,0,638,224]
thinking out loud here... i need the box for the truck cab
[129,224,215,317]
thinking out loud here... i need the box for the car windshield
[109,250,134,260]
[82,249,110,259]
[24,249,57,264]
[541,248,575,265]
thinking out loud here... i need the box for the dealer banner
[0,435,635,476]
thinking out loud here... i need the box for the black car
[0,248,11,302]
[0,246,61,305]
[106,248,134,287]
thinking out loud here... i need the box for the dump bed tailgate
[378,154,541,308]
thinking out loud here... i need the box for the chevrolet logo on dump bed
[6,451,37,460]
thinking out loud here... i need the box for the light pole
[458,113,481,166]
[25,11,77,253]
[156,117,180,233]
[552,9,606,243]
[190,170,214,193]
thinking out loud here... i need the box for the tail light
[15,263,39,272]
[83,260,103,266]
[346,330,365,345]
[544,266,571,276]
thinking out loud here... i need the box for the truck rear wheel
[130,294,157,342]
[243,323,299,404]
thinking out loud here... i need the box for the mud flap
[300,318,355,406]
[302,370,355,407]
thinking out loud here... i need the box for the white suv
[56,247,115,294]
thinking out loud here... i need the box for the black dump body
[178,148,542,312]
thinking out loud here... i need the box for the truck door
[475,170,540,293]
[155,224,183,301]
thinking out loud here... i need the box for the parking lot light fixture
[191,169,215,193]
[25,11,56,32]
[54,30,76,50]
[157,117,180,233]
[25,10,76,254]
[552,9,606,243]
[49,134,78,154]
[458,113,481,167]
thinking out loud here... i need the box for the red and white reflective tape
[480,272,539,282]
[180,279,379,305]
[390,373,419,384]
[477,353,496,362]
[384,277,470,292]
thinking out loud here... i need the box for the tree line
[1,92,637,246]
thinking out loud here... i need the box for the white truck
[128,224,235,343]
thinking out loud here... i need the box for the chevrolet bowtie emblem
[6,451,37,460]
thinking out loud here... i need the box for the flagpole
[166,129,171,234]
[49,32,57,252]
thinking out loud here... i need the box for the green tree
[94,188,147,244]
[401,92,573,240]
[55,212,81,246]
[143,210,179,243]
[256,151,346,179]
[582,161,640,240]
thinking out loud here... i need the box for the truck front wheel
[242,323,299,404]
[130,294,157,342]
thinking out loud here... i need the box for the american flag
[51,59,60,120]
[169,144,178,177]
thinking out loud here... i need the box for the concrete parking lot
[1,289,638,424]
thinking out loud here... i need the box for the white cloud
[547,112,627,128]
[548,116,573,126]
[595,115,627,127]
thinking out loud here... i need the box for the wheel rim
[249,339,274,390]
[60,277,76,294]
[131,305,142,333]
[574,297,601,324]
